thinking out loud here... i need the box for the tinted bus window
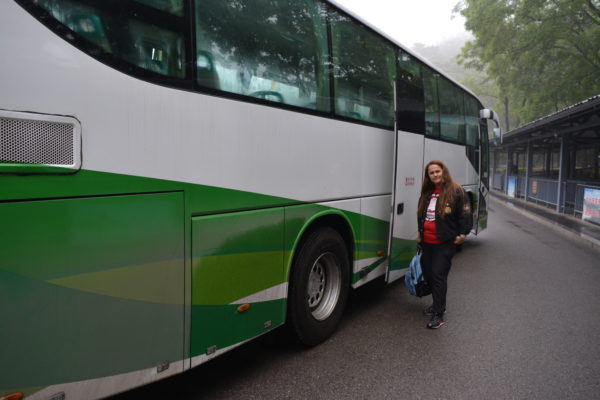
[33,0,187,79]
[194,0,331,112]
[465,95,480,147]
[396,51,424,133]
[464,95,480,173]
[423,66,440,137]
[329,11,395,127]
[438,77,465,143]
[480,117,489,185]
[134,0,184,16]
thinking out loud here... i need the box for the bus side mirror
[480,108,502,145]
[492,127,502,145]
[479,109,494,119]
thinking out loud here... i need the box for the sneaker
[427,314,445,329]
[423,306,446,316]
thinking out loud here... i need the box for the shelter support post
[557,136,568,213]
[525,141,532,201]
[505,149,512,195]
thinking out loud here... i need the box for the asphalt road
[112,196,600,400]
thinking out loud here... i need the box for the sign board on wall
[582,188,600,225]
[507,177,516,198]
[531,180,538,195]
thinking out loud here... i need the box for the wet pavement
[491,190,600,249]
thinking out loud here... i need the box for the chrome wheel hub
[307,252,341,321]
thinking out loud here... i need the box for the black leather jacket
[418,188,473,243]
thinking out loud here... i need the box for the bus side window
[194,0,331,112]
[329,10,395,127]
[33,0,187,79]
[65,13,111,53]
[197,51,220,90]
[128,20,185,78]
[128,0,186,78]
[132,0,185,16]
[423,66,440,137]
[35,0,111,52]
[396,51,424,134]
[479,119,490,185]
[438,77,465,143]
[465,95,480,174]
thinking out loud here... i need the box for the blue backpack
[405,249,431,297]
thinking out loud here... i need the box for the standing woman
[417,160,473,329]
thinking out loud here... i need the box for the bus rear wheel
[288,227,350,346]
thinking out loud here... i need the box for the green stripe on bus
[48,260,185,304]
[389,237,417,271]
[190,299,286,358]
[1,169,297,214]
[0,268,184,389]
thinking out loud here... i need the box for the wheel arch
[285,210,356,288]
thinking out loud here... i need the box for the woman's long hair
[417,160,462,218]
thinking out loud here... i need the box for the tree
[456,0,600,127]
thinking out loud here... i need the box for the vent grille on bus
[0,110,81,172]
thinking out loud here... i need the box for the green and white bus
[0,0,500,398]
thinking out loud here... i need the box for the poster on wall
[582,188,600,225]
[507,177,516,198]
[531,180,538,195]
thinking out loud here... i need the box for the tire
[287,227,350,346]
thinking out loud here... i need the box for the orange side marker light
[0,393,24,400]
[237,303,251,313]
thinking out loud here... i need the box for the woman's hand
[454,234,466,245]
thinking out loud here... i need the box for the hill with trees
[455,0,600,129]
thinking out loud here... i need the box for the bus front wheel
[287,227,350,346]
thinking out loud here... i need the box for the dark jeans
[420,241,457,315]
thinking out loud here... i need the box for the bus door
[475,119,491,233]
[386,75,426,283]
[474,182,488,234]
[387,129,424,283]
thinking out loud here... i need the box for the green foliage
[457,0,600,127]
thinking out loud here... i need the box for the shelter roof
[496,95,600,151]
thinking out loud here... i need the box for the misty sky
[333,0,470,48]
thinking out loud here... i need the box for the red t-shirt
[423,188,442,244]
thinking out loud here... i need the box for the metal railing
[492,176,600,217]
[527,178,564,207]
[496,174,527,199]
[564,181,599,214]
[492,173,505,191]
